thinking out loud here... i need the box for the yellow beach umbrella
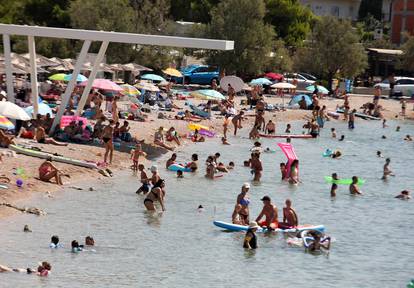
[162,68,182,77]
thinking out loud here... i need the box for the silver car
[283,73,315,90]
[374,77,414,91]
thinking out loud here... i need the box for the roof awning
[367,48,403,55]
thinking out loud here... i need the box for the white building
[300,0,362,20]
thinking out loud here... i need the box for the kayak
[336,109,381,120]
[213,221,325,233]
[324,176,365,185]
[259,134,313,139]
[10,144,98,169]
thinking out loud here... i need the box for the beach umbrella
[190,89,225,100]
[220,76,245,92]
[250,78,272,86]
[64,73,88,82]
[271,82,296,89]
[265,72,283,81]
[0,100,31,120]
[162,68,182,77]
[141,74,166,82]
[120,84,141,97]
[135,82,160,92]
[0,116,15,130]
[79,79,123,92]
[306,84,329,94]
[289,94,312,107]
[48,73,66,81]
[25,102,54,117]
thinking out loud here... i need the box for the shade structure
[135,82,160,92]
[120,84,141,96]
[265,72,283,81]
[0,116,15,130]
[271,82,296,89]
[190,89,225,100]
[306,85,329,94]
[79,79,123,92]
[220,76,245,92]
[0,100,31,120]
[250,78,272,86]
[64,73,88,82]
[48,73,66,81]
[162,68,182,77]
[25,102,53,117]
[289,94,312,107]
[141,74,166,82]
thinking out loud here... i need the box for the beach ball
[16,179,23,188]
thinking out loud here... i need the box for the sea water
[0,120,413,288]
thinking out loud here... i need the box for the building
[390,0,414,44]
[299,0,362,20]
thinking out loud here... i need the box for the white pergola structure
[0,24,234,132]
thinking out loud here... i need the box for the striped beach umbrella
[0,116,15,130]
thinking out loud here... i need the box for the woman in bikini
[232,183,251,225]
[101,120,114,164]
[144,179,166,211]
[38,158,68,185]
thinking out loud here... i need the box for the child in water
[331,128,336,138]
[177,170,184,178]
[330,173,339,197]
[280,163,287,180]
[395,190,410,200]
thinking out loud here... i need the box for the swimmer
[339,135,345,141]
[243,160,250,167]
[144,179,166,211]
[177,170,184,178]
[330,173,339,197]
[382,119,388,128]
[404,135,413,141]
[205,155,216,179]
[286,137,291,143]
[349,176,362,195]
[279,199,298,229]
[136,164,150,194]
[331,150,342,159]
[85,236,95,246]
[376,151,383,158]
[331,128,336,138]
[50,235,63,248]
[395,190,410,200]
[264,147,274,153]
[382,158,394,180]
[303,230,331,252]
[71,240,84,253]
[288,160,299,184]
[251,141,262,153]
[285,123,291,133]
[37,262,52,277]
[396,126,401,132]
[232,183,251,225]
[197,205,204,212]
[227,161,235,170]
[166,153,177,169]
[217,162,229,173]
[250,152,263,182]
[243,221,259,249]
[381,135,387,139]
[23,225,32,232]
[186,154,198,172]
[221,137,230,145]
[265,120,276,135]
[255,196,278,229]
[280,163,287,180]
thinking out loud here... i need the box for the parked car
[173,65,220,85]
[283,73,315,90]
[298,72,317,81]
[393,78,414,97]
[374,77,414,90]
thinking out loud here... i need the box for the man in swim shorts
[279,199,298,229]
[265,120,276,135]
[256,196,278,229]
[349,176,362,195]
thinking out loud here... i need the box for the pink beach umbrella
[79,79,123,92]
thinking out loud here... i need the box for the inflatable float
[10,145,97,169]
[278,143,298,177]
[324,176,365,185]
[213,221,325,233]
[188,123,210,131]
[323,149,333,157]
[259,134,312,139]
[168,164,192,172]
[336,109,381,120]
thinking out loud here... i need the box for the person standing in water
[243,221,259,249]
[255,196,278,229]
[232,111,244,136]
[331,128,337,138]
[144,179,166,211]
[382,158,394,180]
[232,183,251,225]
[349,176,362,195]
[348,109,356,130]
[265,120,276,135]
[279,199,298,229]
[136,164,150,194]
[250,152,263,182]
[288,160,299,184]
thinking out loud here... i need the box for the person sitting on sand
[298,96,308,110]
[35,126,67,146]
[166,127,180,146]
[221,137,230,145]
[166,153,177,169]
[382,158,394,180]
[265,120,276,135]
[255,196,278,229]
[243,221,259,249]
[102,120,115,164]
[192,129,205,143]
[279,199,298,229]
[250,152,263,182]
[154,126,173,150]
[186,154,198,172]
[349,176,362,195]
[395,190,410,200]
[404,135,413,141]
[144,179,166,212]
[120,121,132,142]
[232,111,244,136]
[288,160,299,184]
[39,158,68,185]
[136,164,150,194]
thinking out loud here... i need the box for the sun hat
[261,195,271,202]
[242,183,250,189]
[150,165,158,172]
[248,221,260,229]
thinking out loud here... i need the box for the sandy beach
[0,94,412,218]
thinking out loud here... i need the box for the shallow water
[1,120,413,288]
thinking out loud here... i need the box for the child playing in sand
[131,143,147,172]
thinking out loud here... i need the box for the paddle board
[259,134,312,139]
[213,221,325,233]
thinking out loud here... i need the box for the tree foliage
[264,0,314,47]
[294,16,367,89]
[170,0,220,23]
[399,36,414,72]
[358,0,383,21]
[204,0,280,77]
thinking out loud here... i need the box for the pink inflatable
[60,116,88,129]
[277,143,298,176]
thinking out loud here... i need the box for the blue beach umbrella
[250,78,272,86]
[306,84,329,94]
[141,74,166,82]
[289,94,312,107]
[25,102,54,117]
[190,89,225,100]
[64,73,88,82]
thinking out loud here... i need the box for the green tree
[170,0,220,23]
[399,36,414,72]
[264,0,314,47]
[358,0,383,21]
[294,16,368,90]
[23,0,71,27]
[204,0,277,77]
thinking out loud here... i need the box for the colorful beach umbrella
[265,72,283,81]
[48,73,66,81]
[220,76,245,93]
[306,85,329,94]
[141,74,166,82]
[79,79,123,92]
[64,73,88,82]
[250,78,272,86]
[135,82,160,92]
[25,102,54,117]
[190,89,225,100]
[289,94,312,107]
[121,84,141,97]
[271,82,296,89]
[0,116,15,130]
[0,100,31,120]
[162,68,182,77]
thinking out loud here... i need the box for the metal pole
[2,34,14,103]
[28,35,39,116]
[50,40,91,134]
[76,41,109,116]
